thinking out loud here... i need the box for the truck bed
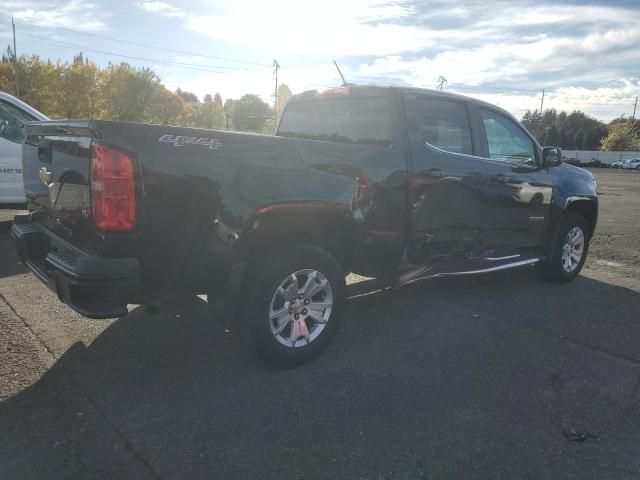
[16,120,407,316]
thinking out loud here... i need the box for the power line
[0,18,273,67]
[19,33,270,75]
[449,83,541,94]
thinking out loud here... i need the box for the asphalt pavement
[1,170,639,480]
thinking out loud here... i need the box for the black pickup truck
[12,86,598,366]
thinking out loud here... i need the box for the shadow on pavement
[1,269,640,479]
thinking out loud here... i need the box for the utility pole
[633,96,638,120]
[12,17,20,97]
[436,76,447,91]
[272,59,280,120]
[536,89,545,139]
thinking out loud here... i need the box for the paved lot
[1,170,640,479]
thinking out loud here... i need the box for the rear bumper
[12,214,139,319]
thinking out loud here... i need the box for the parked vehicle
[12,86,598,366]
[0,92,48,204]
[580,158,609,169]
[620,158,640,170]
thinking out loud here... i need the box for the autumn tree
[275,84,292,119]
[0,52,59,115]
[148,86,185,125]
[0,49,277,134]
[601,118,640,151]
[56,53,101,119]
[176,88,199,103]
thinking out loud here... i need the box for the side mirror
[543,146,562,167]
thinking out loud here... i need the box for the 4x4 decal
[159,134,222,150]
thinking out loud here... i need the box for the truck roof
[289,84,521,125]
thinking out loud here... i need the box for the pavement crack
[0,291,57,361]
[0,292,164,480]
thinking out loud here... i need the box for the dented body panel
[15,86,597,317]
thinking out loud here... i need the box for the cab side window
[416,97,473,155]
[0,100,34,143]
[480,109,535,166]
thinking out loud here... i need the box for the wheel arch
[565,198,598,239]
[239,203,359,271]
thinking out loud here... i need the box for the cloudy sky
[1,0,639,121]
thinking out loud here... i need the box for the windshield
[0,99,36,142]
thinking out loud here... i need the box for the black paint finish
[19,86,597,304]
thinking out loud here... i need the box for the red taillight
[90,143,136,231]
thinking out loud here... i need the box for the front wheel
[538,213,590,282]
[244,244,346,367]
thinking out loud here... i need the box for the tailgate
[22,121,96,248]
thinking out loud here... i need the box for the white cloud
[161,63,342,104]
[4,0,108,31]
[138,1,186,18]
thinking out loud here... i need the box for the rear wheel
[539,213,590,282]
[244,244,346,367]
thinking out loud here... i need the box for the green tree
[214,93,223,106]
[545,125,560,146]
[223,98,238,129]
[573,131,584,150]
[232,94,272,132]
[191,100,225,130]
[99,63,159,122]
[203,93,213,103]
[521,109,607,149]
[583,126,607,150]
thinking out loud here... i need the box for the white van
[0,92,49,204]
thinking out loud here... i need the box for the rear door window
[277,97,393,146]
[415,97,473,155]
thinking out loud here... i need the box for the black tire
[243,243,346,367]
[538,212,590,283]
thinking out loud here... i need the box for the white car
[0,92,49,204]
[620,158,640,170]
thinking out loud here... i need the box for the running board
[398,256,542,287]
